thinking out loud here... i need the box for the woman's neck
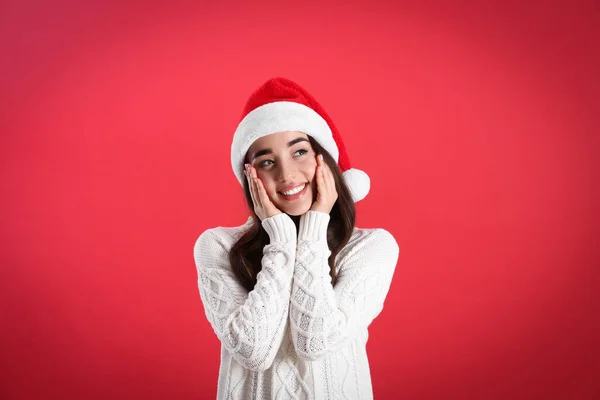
[289,214,301,233]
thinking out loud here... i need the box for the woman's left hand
[310,154,338,214]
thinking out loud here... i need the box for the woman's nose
[277,159,296,182]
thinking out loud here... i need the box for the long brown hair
[228,136,356,292]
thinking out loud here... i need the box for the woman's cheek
[255,171,269,191]
[256,170,267,182]
[305,159,318,176]
[259,172,279,198]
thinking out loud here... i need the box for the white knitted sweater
[193,210,399,400]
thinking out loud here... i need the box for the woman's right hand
[244,164,283,221]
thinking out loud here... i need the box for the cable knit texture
[193,211,399,399]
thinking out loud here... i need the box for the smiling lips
[278,183,308,200]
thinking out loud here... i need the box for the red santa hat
[231,77,370,203]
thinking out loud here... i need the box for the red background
[1,0,599,398]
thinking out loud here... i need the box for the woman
[193,77,399,399]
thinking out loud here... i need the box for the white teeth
[281,184,305,196]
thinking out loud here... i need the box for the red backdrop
[1,0,598,399]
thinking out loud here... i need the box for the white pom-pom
[342,168,370,203]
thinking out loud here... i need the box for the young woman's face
[246,131,318,216]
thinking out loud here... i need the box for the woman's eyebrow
[250,137,309,161]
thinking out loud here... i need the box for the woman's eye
[257,150,308,167]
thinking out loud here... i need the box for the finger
[327,166,337,197]
[252,179,263,209]
[321,164,336,198]
[316,155,329,189]
[316,165,325,197]
[321,156,335,186]
[315,155,323,180]
[255,178,270,208]
[317,154,329,189]
[324,166,332,195]
[323,162,334,193]
[246,166,259,208]
[244,166,254,201]
[250,167,265,209]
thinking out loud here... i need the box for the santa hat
[230,77,370,203]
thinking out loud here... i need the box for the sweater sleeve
[289,210,400,361]
[193,213,297,371]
